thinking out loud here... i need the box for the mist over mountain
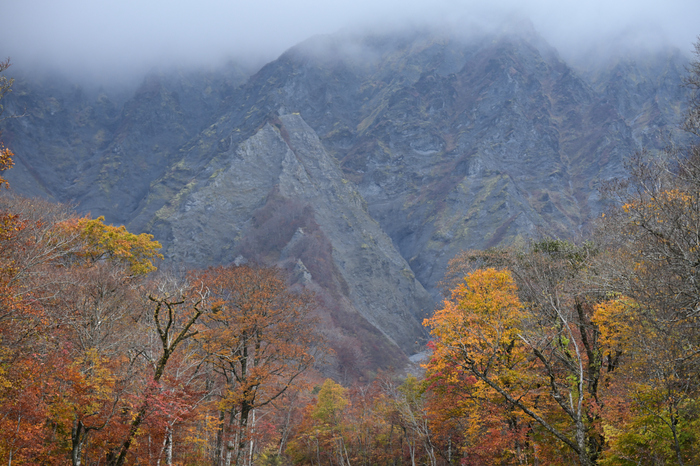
[2,0,697,85]
[0,24,690,374]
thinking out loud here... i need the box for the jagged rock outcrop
[241,30,687,297]
[151,113,432,353]
[580,47,689,148]
[2,64,251,223]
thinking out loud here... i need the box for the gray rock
[154,113,431,353]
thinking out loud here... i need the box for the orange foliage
[0,142,13,189]
[194,265,318,465]
[424,268,538,464]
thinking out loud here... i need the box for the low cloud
[2,0,698,83]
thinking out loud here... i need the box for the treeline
[0,193,323,465]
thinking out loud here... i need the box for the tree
[195,265,317,466]
[57,215,163,275]
[593,296,700,465]
[382,375,440,466]
[0,197,96,465]
[343,380,394,466]
[586,38,700,464]
[106,278,206,466]
[0,140,11,190]
[429,243,609,466]
[425,267,539,465]
[0,194,182,465]
[592,120,700,466]
[54,214,164,466]
[314,379,351,465]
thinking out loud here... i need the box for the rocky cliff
[151,113,432,355]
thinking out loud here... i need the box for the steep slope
[579,47,689,149]
[234,30,680,296]
[148,113,432,356]
[2,64,251,224]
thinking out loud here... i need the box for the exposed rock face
[2,65,251,223]
[580,47,690,149]
[0,27,689,371]
[243,31,687,298]
[152,113,432,354]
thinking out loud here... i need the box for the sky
[1,0,699,83]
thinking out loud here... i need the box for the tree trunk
[278,402,294,456]
[315,437,321,466]
[247,409,256,466]
[225,440,235,466]
[158,426,174,466]
[71,419,86,466]
[214,410,225,466]
[235,399,251,466]
[670,413,685,466]
[108,296,202,466]
[574,416,595,466]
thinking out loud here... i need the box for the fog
[2,0,699,83]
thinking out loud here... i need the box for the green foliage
[312,379,348,428]
[530,238,597,269]
[398,374,425,407]
[600,395,700,465]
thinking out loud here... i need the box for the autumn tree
[195,265,318,466]
[106,277,206,466]
[0,193,183,465]
[381,375,440,466]
[0,60,19,335]
[343,380,395,466]
[0,140,11,190]
[0,197,94,465]
[48,210,163,465]
[420,369,465,465]
[590,295,700,465]
[425,267,538,465]
[313,379,351,465]
[429,242,610,466]
[596,190,700,464]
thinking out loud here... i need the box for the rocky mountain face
[3,63,251,221]
[0,27,689,375]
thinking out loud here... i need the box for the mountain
[0,26,689,375]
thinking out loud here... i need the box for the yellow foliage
[312,379,348,428]
[58,216,163,275]
[622,189,692,214]
[592,296,641,353]
[425,268,526,372]
[0,143,13,189]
